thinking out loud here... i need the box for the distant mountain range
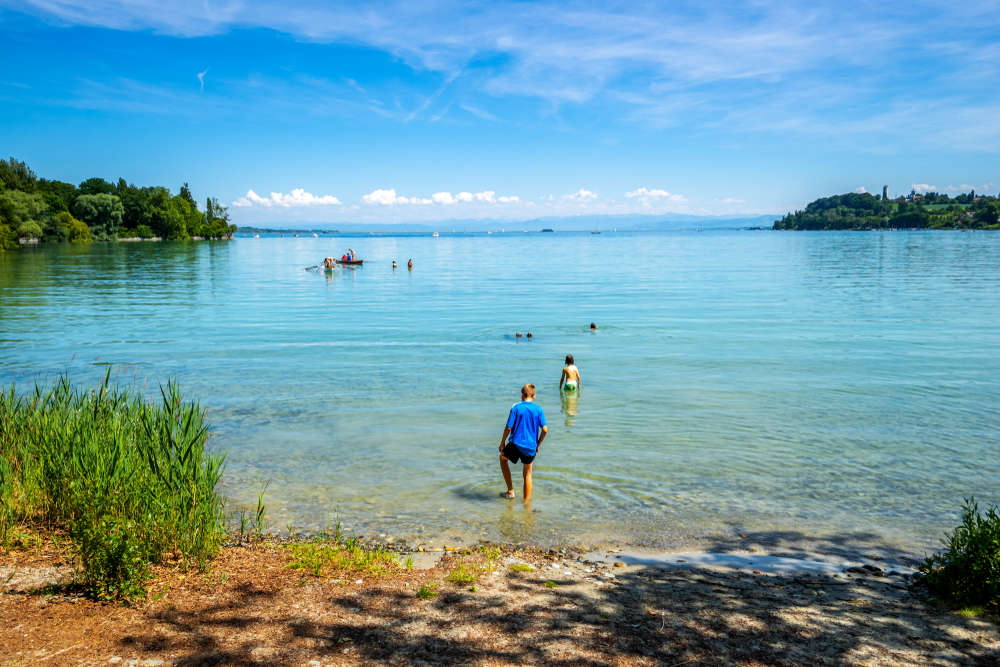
[281,213,778,232]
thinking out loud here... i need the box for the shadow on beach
[88,553,1000,667]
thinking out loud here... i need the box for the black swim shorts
[502,442,536,464]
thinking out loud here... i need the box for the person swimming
[590,322,598,330]
[526,332,532,339]
[560,354,581,392]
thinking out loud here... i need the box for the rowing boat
[335,259,363,266]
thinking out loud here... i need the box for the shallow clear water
[2,231,998,559]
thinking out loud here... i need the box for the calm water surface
[2,231,998,560]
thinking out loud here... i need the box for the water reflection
[560,388,579,428]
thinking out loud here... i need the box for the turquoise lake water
[2,231,998,560]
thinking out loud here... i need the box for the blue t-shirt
[506,401,547,456]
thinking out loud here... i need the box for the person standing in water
[560,354,581,392]
[499,384,547,501]
[408,259,413,270]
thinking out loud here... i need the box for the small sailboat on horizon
[592,222,601,234]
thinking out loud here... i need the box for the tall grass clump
[920,497,1000,613]
[0,372,227,599]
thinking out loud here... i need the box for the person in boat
[347,248,356,261]
[498,384,547,501]
[324,257,334,268]
[342,254,348,262]
[560,354,581,392]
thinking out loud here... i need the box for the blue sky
[1,0,998,225]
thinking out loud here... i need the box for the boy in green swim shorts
[560,354,581,392]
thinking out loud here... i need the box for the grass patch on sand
[0,372,227,600]
[286,535,400,578]
[446,561,478,585]
[416,583,438,599]
[509,564,534,572]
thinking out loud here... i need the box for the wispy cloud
[12,0,999,149]
[197,68,208,92]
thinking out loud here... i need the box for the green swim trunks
[563,381,578,391]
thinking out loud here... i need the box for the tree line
[772,191,1000,231]
[0,158,237,251]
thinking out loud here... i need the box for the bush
[921,498,1000,611]
[57,211,92,242]
[0,373,228,599]
[136,224,154,239]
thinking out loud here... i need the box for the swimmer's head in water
[565,354,574,365]
[527,332,532,338]
[515,332,522,338]
[521,384,535,399]
[590,322,597,330]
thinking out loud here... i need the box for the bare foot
[499,491,515,499]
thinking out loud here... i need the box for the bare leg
[522,462,533,501]
[499,455,515,498]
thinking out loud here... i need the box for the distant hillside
[310,213,778,232]
[773,192,999,230]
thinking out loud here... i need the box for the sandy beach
[2,540,997,667]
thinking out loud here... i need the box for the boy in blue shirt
[499,384,548,501]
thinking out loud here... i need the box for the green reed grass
[0,372,227,599]
[920,497,1000,612]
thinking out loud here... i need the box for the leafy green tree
[41,214,69,242]
[0,190,47,240]
[115,179,153,231]
[147,187,188,240]
[73,194,124,241]
[179,183,197,209]
[205,197,236,238]
[135,225,154,239]
[78,177,115,197]
[57,211,92,242]
[977,202,1000,226]
[16,219,43,239]
[37,179,80,213]
[0,158,38,193]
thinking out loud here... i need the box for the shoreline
[2,538,997,666]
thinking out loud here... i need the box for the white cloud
[722,197,746,203]
[363,188,412,205]
[232,188,340,208]
[854,187,868,194]
[432,192,456,205]
[912,183,937,193]
[563,189,598,202]
[432,190,513,204]
[624,188,687,203]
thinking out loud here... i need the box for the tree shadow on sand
[119,562,999,666]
